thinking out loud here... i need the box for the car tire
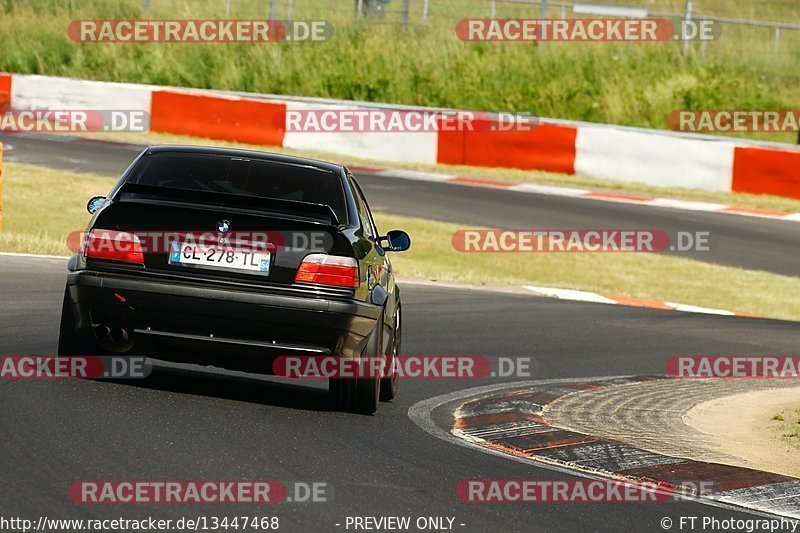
[329,373,380,415]
[352,374,380,415]
[57,288,93,356]
[329,313,383,415]
[379,304,400,402]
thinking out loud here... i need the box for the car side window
[349,176,378,239]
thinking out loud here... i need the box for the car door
[348,175,396,354]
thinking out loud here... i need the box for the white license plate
[169,243,271,274]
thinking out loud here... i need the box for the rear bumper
[65,270,383,372]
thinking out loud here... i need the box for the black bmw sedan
[58,146,410,414]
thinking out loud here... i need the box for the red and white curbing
[399,279,754,319]
[348,164,800,224]
[450,377,800,519]
[521,285,752,318]
[3,72,800,202]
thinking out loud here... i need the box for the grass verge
[1,161,799,322]
[376,213,800,321]
[0,163,109,255]
[771,408,800,450]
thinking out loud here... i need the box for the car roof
[144,145,346,175]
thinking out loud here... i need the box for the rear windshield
[127,153,346,221]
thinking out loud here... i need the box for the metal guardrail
[341,0,799,56]
[292,0,800,56]
[486,0,800,55]
[20,0,798,57]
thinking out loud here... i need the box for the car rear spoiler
[115,182,341,227]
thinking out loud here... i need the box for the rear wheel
[329,314,383,415]
[380,304,400,402]
[353,373,380,414]
[329,373,380,415]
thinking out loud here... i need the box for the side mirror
[87,196,106,214]
[382,230,411,252]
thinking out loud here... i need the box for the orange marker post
[0,142,3,232]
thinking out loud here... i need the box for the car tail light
[295,254,359,288]
[83,229,145,265]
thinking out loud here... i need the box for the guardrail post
[774,27,781,54]
[698,18,708,57]
[682,0,693,54]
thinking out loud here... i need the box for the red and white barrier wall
[2,72,800,199]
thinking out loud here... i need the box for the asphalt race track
[2,136,800,531]
[2,133,799,277]
[3,257,800,531]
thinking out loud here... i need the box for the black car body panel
[62,146,404,379]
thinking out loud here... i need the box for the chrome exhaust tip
[92,324,110,340]
[108,327,129,344]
